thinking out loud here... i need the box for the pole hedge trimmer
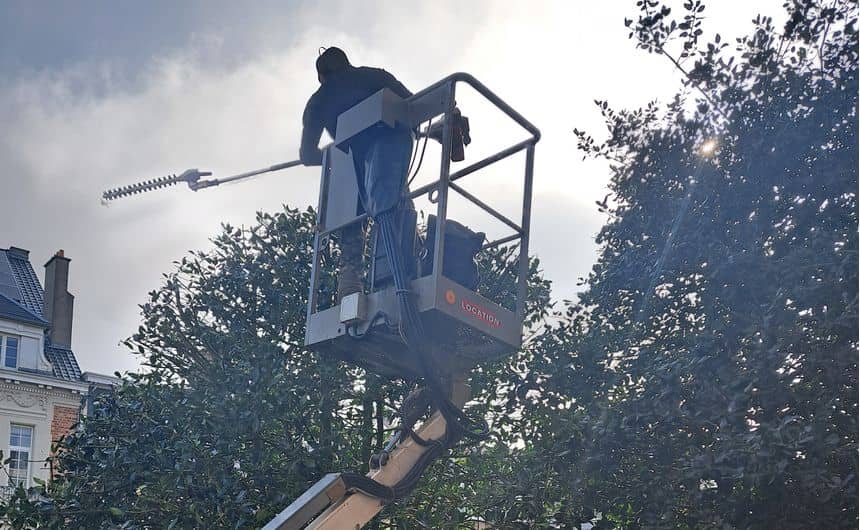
[100,160,303,203]
[99,114,466,204]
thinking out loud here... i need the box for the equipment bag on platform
[420,215,485,290]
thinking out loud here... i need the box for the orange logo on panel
[445,290,456,304]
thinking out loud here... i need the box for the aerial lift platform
[267,73,540,530]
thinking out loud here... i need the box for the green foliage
[0,206,550,529]
[541,0,857,527]
[0,208,398,528]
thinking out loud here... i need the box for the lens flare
[700,138,718,157]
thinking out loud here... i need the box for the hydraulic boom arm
[263,382,468,530]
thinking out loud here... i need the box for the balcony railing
[0,484,16,503]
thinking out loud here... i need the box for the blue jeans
[353,125,414,218]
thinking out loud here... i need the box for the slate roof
[0,247,83,383]
[1,249,45,318]
[44,344,83,381]
[0,293,48,327]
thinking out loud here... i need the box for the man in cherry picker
[299,47,415,302]
[299,47,472,303]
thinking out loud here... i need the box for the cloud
[1,34,318,374]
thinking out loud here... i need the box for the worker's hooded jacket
[300,65,414,217]
[300,65,412,166]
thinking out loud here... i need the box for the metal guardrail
[307,73,539,323]
[0,484,17,503]
[405,72,539,322]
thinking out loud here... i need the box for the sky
[0,0,783,375]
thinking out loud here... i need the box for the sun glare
[700,138,718,157]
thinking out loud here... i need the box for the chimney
[8,247,29,259]
[44,250,74,348]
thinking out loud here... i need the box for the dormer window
[1,335,19,369]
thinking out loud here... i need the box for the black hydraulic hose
[339,207,488,502]
[407,119,432,188]
[378,209,489,442]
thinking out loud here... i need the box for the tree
[519,0,857,527]
[2,208,391,528]
[1,206,552,529]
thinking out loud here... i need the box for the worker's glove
[450,110,471,162]
[423,108,471,162]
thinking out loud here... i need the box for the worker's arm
[299,98,325,167]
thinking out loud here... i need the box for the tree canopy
[537,0,857,526]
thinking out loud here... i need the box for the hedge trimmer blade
[100,169,211,203]
[100,160,302,204]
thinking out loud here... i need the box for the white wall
[0,381,81,485]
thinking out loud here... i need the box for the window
[8,424,32,488]
[1,335,19,369]
[4,336,17,369]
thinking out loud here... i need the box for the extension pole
[193,160,303,190]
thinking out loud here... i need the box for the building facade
[0,246,115,498]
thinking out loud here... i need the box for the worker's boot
[337,266,363,303]
[337,223,365,303]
